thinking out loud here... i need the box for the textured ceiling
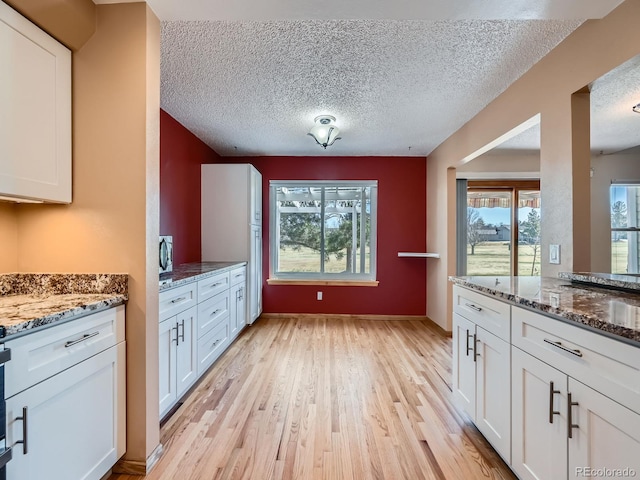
[149,0,626,157]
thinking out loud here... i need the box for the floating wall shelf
[397,252,440,258]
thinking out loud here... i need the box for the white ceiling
[143,0,626,157]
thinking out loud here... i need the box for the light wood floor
[110,317,515,480]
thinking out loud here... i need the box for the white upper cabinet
[0,2,71,203]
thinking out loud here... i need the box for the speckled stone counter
[159,261,247,291]
[559,271,640,292]
[0,273,128,338]
[449,276,640,346]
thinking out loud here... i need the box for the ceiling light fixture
[633,103,640,114]
[308,115,341,149]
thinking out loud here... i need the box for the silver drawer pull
[14,406,28,454]
[211,309,221,316]
[209,282,222,288]
[65,331,99,348]
[170,296,187,304]
[465,303,483,312]
[543,338,583,357]
[234,273,244,278]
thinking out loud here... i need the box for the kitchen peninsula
[449,274,640,480]
[0,273,127,480]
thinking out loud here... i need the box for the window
[462,181,540,276]
[269,181,377,281]
[610,183,640,274]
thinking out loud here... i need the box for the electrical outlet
[317,291,323,301]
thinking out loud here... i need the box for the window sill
[266,279,379,287]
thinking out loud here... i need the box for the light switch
[550,244,561,264]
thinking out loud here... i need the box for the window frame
[269,180,378,282]
[465,180,541,276]
[610,181,640,274]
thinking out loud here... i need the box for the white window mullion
[359,188,366,274]
[320,187,326,274]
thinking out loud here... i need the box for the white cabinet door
[159,317,177,417]
[249,224,262,324]
[230,283,247,339]
[568,379,640,480]
[6,345,123,480]
[452,313,476,420]
[476,327,511,464]
[0,2,71,203]
[175,306,198,399]
[512,347,567,480]
[250,165,262,225]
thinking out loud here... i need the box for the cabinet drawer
[5,305,125,398]
[197,291,229,338]
[512,306,640,414]
[453,285,511,341]
[159,282,197,322]
[197,319,229,376]
[198,271,230,303]
[229,266,246,287]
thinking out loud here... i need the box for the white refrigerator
[201,164,263,324]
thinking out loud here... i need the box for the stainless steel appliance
[159,235,173,274]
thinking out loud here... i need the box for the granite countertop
[159,261,247,292]
[0,273,128,338]
[559,271,640,292]
[449,276,640,346]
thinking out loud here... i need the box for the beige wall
[4,0,95,50]
[0,204,17,272]
[5,1,161,468]
[457,152,540,177]
[427,0,640,330]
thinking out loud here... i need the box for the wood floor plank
[110,317,515,480]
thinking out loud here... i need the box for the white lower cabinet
[568,379,640,479]
[159,265,247,418]
[159,305,198,418]
[452,287,511,464]
[475,326,511,459]
[5,306,125,480]
[229,266,247,340]
[511,347,568,480]
[512,346,640,480]
[453,286,640,480]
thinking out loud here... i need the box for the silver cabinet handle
[178,319,185,343]
[549,381,561,423]
[568,392,579,438]
[239,287,244,301]
[15,407,27,454]
[465,329,473,357]
[211,309,221,317]
[543,339,583,357]
[465,303,482,312]
[172,325,179,345]
[170,296,186,304]
[473,334,480,362]
[65,331,99,348]
[234,273,244,278]
[209,282,222,289]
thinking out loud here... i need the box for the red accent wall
[215,156,427,316]
[160,110,221,265]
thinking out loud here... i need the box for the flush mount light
[633,103,640,113]
[308,115,341,149]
